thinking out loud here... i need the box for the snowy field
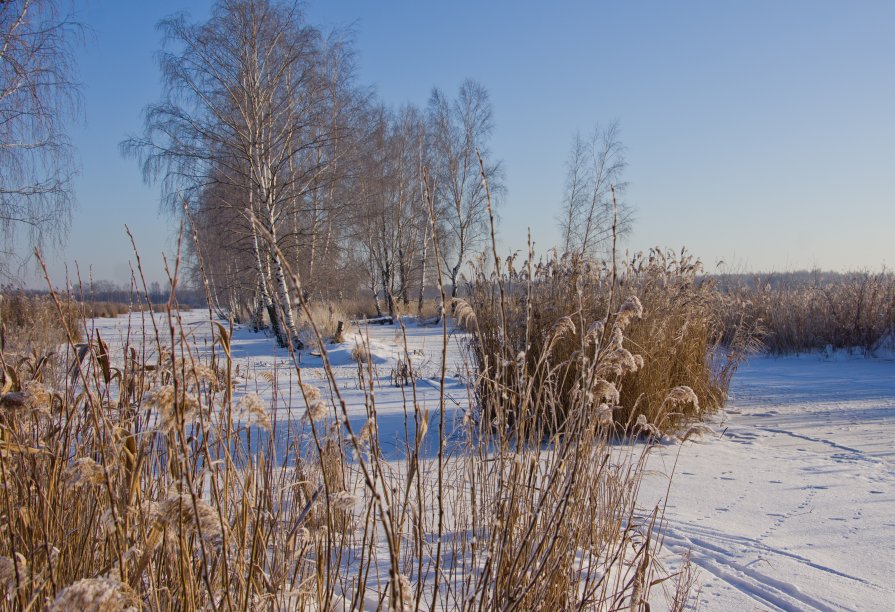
[642,354,895,610]
[89,310,894,610]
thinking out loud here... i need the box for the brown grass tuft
[465,248,748,434]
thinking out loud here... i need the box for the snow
[86,311,895,610]
[88,309,471,460]
[641,354,895,610]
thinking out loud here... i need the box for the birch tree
[427,79,502,298]
[352,103,431,318]
[0,0,81,272]
[557,122,632,258]
[125,0,349,346]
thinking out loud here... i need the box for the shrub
[463,248,750,435]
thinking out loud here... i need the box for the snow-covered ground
[89,309,471,459]
[642,354,895,610]
[88,311,894,610]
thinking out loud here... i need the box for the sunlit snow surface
[642,354,895,610]
[89,310,894,610]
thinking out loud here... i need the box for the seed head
[605,348,639,375]
[617,296,644,327]
[158,493,226,547]
[452,298,477,327]
[305,399,328,422]
[608,325,624,350]
[357,419,376,443]
[146,386,201,433]
[236,393,270,429]
[23,381,53,415]
[634,414,661,438]
[585,320,605,344]
[192,363,218,386]
[0,553,27,593]
[593,403,614,426]
[329,491,358,512]
[664,386,699,409]
[300,383,321,401]
[50,577,140,612]
[591,379,620,404]
[66,457,106,489]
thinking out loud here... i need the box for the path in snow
[641,355,895,611]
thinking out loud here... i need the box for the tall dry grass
[719,270,895,354]
[297,301,350,348]
[0,180,696,609]
[463,247,754,435]
[0,291,82,355]
[0,290,186,355]
[0,284,689,610]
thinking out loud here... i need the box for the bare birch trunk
[417,231,429,314]
[267,205,299,347]
[251,222,282,343]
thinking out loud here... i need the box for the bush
[463,248,751,435]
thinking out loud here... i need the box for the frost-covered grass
[0,303,686,609]
[718,270,895,355]
[5,288,892,610]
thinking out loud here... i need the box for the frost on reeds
[304,399,328,422]
[190,363,218,387]
[719,270,895,354]
[0,239,693,609]
[328,490,358,512]
[50,577,140,612]
[235,393,270,429]
[350,344,368,363]
[22,381,54,415]
[452,297,478,328]
[65,457,106,489]
[591,378,620,404]
[634,414,662,438]
[144,385,201,433]
[0,554,28,593]
[156,493,227,548]
[357,418,376,443]
[663,385,700,410]
[300,382,321,400]
[466,247,749,434]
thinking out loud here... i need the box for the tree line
[123,0,507,347]
[1,0,629,342]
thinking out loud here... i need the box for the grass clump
[464,247,751,435]
[298,301,349,348]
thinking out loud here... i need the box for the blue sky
[33,1,895,285]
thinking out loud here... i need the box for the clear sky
[31,0,895,286]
